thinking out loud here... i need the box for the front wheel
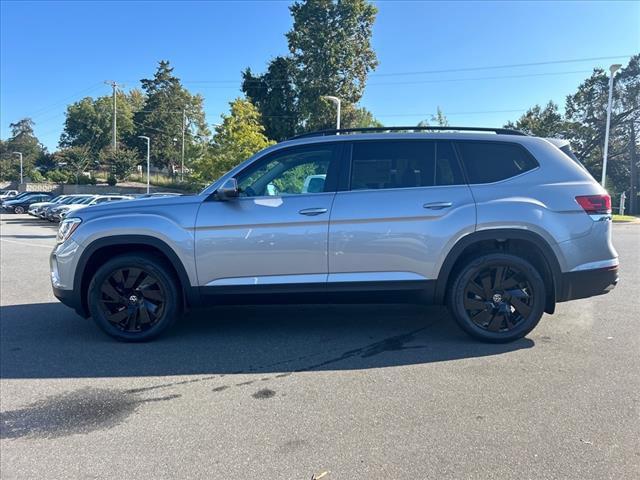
[14,206,25,214]
[448,253,546,343]
[87,253,181,341]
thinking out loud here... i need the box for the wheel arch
[75,235,199,317]
[435,228,562,314]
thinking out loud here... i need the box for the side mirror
[215,178,239,201]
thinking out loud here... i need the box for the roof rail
[290,126,527,140]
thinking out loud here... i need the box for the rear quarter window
[455,141,538,184]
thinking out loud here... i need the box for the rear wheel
[448,253,545,343]
[87,253,181,341]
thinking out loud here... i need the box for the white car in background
[56,195,134,221]
[0,190,18,201]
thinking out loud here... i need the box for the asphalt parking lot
[0,213,638,480]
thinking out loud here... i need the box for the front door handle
[299,207,328,216]
[423,201,453,210]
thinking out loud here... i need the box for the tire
[87,253,181,342]
[447,253,545,343]
[14,206,25,214]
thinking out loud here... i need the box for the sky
[1,0,638,151]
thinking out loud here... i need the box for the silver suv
[50,127,618,342]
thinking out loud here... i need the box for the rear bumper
[558,266,618,302]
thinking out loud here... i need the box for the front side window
[350,140,464,191]
[455,141,538,184]
[237,145,336,198]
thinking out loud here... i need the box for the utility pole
[181,109,186,182]
[601,64,622,188]
[105,81,122,151]
[630,121,638,215]
[138,136,151,194]
[12,152,23,184]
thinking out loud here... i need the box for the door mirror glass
[216,178,239,201]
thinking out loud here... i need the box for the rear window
[455,141,538,184]
[350,140,464,190]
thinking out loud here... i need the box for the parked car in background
[30,195,94,218]
[28,195,68,217]
[2,193,53,214]
[1,191,50,210]
[56,195,134,221]
[47,195,98,221]
[0,190,18,201]
[135,192,183,199]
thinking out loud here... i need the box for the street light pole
[601,63,622,189]
[12,152,23,184]
[138,136,150,194]
[181,109,186,182]
[322,95,341,130]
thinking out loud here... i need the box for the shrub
[46,169,70,183]
[107,175,117,186]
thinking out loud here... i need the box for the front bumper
[558,265,618,302]
[50,240,88,317]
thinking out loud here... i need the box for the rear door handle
[423,202,452,210]
[299,207,328,216]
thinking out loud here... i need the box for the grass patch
[612,214,639,223]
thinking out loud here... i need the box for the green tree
[194,98,274,182]
[60,90,144,154]
[504,102,566,137]
[57,145,96,184]
[135,60,209,175]
[418,107,450,128]
[0,118,47,180]
[287,0,378,129]
[242,56,299,141]
[99,145,140,181]
[244,0,380,135]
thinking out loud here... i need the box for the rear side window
[455,141,538,184]
[350,141,464,190]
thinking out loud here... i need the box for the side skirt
[197,280,436,306]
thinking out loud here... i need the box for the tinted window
[350,141,463,190]
[237,145,335,197]
[455,141,538,184]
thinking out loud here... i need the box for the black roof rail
[290,126,527,140]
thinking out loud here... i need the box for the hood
[70,194,201,220]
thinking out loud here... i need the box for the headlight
[57,218,82,243]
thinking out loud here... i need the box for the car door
[328,139,476,286]
[195,143,343,288]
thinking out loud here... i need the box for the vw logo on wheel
[492,293,503,304]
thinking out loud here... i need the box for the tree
[244,0,380,135]
[504,102,566,137]
[242,56,299,141]
[419,107,450,127]
[0,118,47,180]
[57,145,95,184]
[287,0,378,129]
[135,60,209,175]
[60,90,144,154]
[193,98,274,182]
[99,145,140,181]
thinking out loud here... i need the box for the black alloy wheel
[449,253,546,343]
[98,267,167,333]
[88,253,180,341]
[462,264,534,333]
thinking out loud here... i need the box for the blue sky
[1,0,638,150]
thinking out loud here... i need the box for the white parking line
[0,238,54,249]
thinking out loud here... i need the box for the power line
[181,54,633,84]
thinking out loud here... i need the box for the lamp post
[322,95,341,130]
[12,152,23,184]
[138,136,150,194]
[601,63,622,189]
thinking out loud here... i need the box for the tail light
[575,194,611,215]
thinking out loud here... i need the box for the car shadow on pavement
[0,302,534,379]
